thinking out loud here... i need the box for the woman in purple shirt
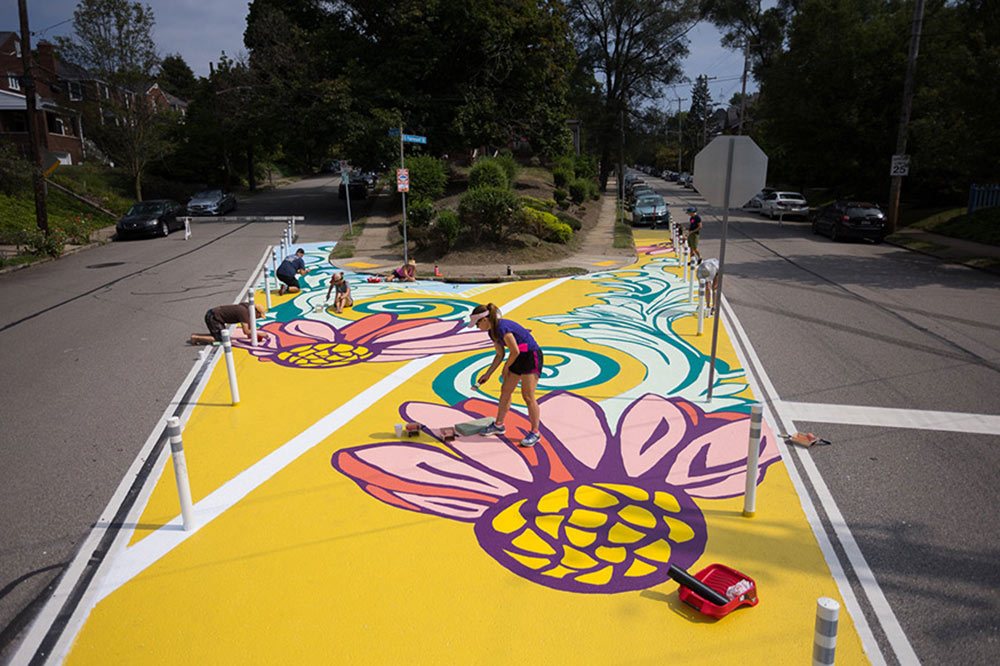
[468,303,543,447]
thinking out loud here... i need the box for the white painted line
[88,276,572,603]
[721,293,920,666]
[719,297,887,666]
[781,401,1000,435]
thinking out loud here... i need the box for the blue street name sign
[402,134,427,144]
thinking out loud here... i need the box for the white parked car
[759,191,809,219]
[743,188,776,209]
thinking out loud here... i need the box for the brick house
[0,32,85,164]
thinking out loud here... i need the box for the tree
[158,54,198,101]
[566,0,699,189]
[57,0,173,200]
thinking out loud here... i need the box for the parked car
[743,188,776,209]
[339,172,368,200]
[676,172,692,187]
[632,194,670,228]
[812,201,888,242]
[320,159,341,173]
[759,191,809,219]
[186,189,236,216]
[116,200,186,239]
[626,185,655,210]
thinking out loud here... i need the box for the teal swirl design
[535,259,750,419]
[432,347,620,406]
[351,298,477,320]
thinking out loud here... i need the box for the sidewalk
[344,178,636,280]
[886,227,1000,274]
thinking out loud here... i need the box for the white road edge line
[781,401,1000,435]
[31,275,570,664]
[721,293,920,666]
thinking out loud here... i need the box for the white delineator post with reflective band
[697,280,705,335]
[813,597,840,666]
[248,291,258,348]
[688,258,695,302]
[743,404,763,517]
[262,265,271,310]
[184,217,191,240]
[220,329,240,405]
[166,417,195,531]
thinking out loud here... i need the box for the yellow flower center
[277,343,374,368]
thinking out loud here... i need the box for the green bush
[574,154,598,180]
[436,209,460,248]
[568,178,590,204]
[458,186,522,241]
[553,188,568,205]
[16,226,66,257]
[493,153,519,185]
[405,154,449,201]
[469,159,508,190]
[553,168,573,189]
[521,196,556,213]
[529,156,541,167]
[543,218,572,244]
[407,197,435,228]
[556,211,582,231]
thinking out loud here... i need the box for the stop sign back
[693,136,768,208]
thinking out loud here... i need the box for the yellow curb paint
[343,261,380,268]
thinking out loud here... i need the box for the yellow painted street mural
[62,232,871,664]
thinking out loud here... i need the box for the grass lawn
[908,206,1000,246]
[0,189,116,245]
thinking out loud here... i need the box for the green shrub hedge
[405,155,449,201]
[407,197,435,227]
[553,168,572,189]
[521,196,556,213]
[436,209,460,248]
[469,159,508,190]
[458,186,521,241]
[556,211,582,231]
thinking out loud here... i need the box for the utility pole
[738,39,750,135]
[675,97,687,173]
[17,0,48,234]
[887,0,926,234]
[618,106,625,203]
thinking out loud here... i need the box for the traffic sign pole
[706,138,736,402]
[399,125,408,264]
[342,169,353,234]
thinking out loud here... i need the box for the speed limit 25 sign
[890,154,910,176]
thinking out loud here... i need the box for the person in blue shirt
[468,303,543,447]
[277,248,310,295]
[685,206,703,264]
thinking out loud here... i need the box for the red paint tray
[677,563,758,618]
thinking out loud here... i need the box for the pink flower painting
[333,392,781,593]
[636,242,673,256]
[232,313,491,369]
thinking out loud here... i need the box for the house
[0,33,84,165]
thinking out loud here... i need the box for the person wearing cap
[696,257,720,315]
[386,259,417,282]
[189,302,269,345]
[468,303,543,448]
[324,271,353,314]
[685,206,703,264]
[277,248,310,295]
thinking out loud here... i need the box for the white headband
[467,311,489,328]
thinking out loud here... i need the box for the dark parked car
[812,201,888,242]
[186,189,236,216]
[338,171,368,200]
[116,200,185,239]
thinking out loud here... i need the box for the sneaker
[480,421,506,436]
[519,431,540,448]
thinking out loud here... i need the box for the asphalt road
[649,175,1000,665]
[0,174,349,661]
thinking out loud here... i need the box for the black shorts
[204,309,224,341]
[277,272,300,289]
[510,348,543,376]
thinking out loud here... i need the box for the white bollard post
[291,217,297,241]
[220,329,240,406]
[262,266,271,310]
[248,291,258,348]
[271,248,279,280]
[683,244,689,280]
[813,597,840,666]
[688,259,695,302]
[166,416,195,530]
[697,280,705,335]
[184,217,191,240]
[743,404,763,517]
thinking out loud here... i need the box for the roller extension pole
[813,598,840,666]
[743,404,763,517]
[220,329,240,405]
[166,417,195,530]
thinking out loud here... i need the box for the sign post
[692,135,768,401]
[342,169,353,234]
[390,128,428,265]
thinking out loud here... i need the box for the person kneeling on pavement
[190,302,269,345]
[277,248,311,295]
